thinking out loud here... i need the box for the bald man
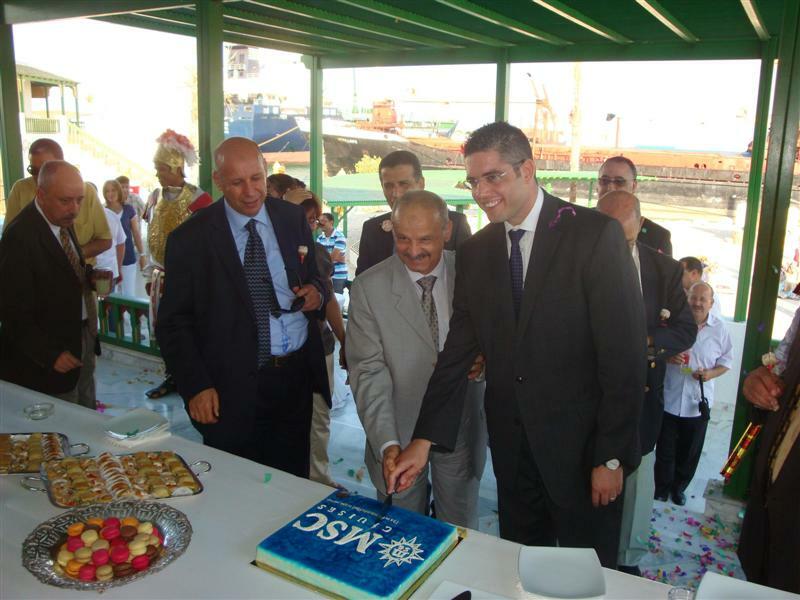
[0,161,97,402]
[156,137,330,477]
[597,191,695,573]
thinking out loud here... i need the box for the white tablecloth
[0,381,672,599]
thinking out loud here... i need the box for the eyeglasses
[598,176,632,187]
[463,160,525,191]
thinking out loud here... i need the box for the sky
[10,17,763,184]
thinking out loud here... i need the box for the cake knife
[375,492,393,524]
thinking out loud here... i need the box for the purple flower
[549,206,577,229]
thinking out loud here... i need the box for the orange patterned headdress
[153,129,198,173]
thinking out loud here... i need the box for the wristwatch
[605,459,621,471]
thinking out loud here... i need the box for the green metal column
[195,0,224,197]
[734,39,778,322]
[494,51,510,122]
[726,0,800,499]
[0,24,24,199]
[309,55,323,197]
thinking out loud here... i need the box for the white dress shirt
[663,313,734,417]
[631,243,643,295]
[404,255,450,352]
[95,208,126,279]
[34,199,88,320]
[504,186,544,284]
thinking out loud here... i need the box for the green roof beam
[0,24,23,197]
[225,7,403,50]
[334,0,510,47]
[531,0,633,44]
[433,0,571,46]
[95,13,196,38]
[635,0,699,43]
[243,0,459,48]
[740,0,771,41]
[196,0,224,198]
[1,0,191,25]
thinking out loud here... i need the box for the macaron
[147,534,160,548]
[91,539,110,552]
[103,517,121,529]
[80,529,99,545]
[95,564,114,582]
[144,544,158,560]
[119,525,138,541]
[112,562,134,578]
[133,533,151,545]
[66,536,84,552]
[65,559,82,577]
[91,548,110,566]
[66,522,85,537]
[56,549,74,567]
[86,517,104,528]
[100,525,120,541]
[120,516,139,528]
[78,563,96,581]
[137,522,153,535]
[131,554,150,571]
[74,547,92,564]
[110,536,127,548]
[110,545,130,564]
[128,539,147,557]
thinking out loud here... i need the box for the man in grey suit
[347,190,487,528]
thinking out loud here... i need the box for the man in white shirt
[655,282,733,505]
[346,190,487,528]
[679,256,722,317]
[95,208,127,287]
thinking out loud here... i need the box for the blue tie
[509,229,525,318]
[243,219,281,366]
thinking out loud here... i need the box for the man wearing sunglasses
[157,137,329,478]
[389,122,646,569]
[597,156,672,256]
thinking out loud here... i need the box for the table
[1,381,672,599]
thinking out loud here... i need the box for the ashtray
[24,403,55,420]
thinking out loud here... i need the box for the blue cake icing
[256,491,458,599]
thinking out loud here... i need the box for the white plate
[518,546,605,599]
[104,408,169,439]
[695,572,800,599]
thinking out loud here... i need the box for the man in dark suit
[597,191,695,573]
[156,138,329,478]
[0,161,92,402]
[389,122,646,568]
[739,321,800,594]
[355,150,471,276]
[597,156,672,256]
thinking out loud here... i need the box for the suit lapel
[444,251,455,303]
[208,201,256,321]
[517,193,563,338]
[638,243,659,326]
[266,200,301,273]
[390,256,438,352]
[30,205,81,284]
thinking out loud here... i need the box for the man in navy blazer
[157,138,329,477]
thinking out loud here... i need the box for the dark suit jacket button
[516,376,524,383]
[645,385,650,392]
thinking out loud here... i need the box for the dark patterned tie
[243,219,281,366]
[60,227,97,335]
[509,229,525,318]
[417,275,439,350]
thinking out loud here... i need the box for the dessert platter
[0,432,89,474]
[255,490,462,600]
[22,500,192,590]
[20,450,211,507]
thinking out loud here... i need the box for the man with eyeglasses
[156,137,329,477]
[597,156,672,256]
[354,150,472,276]
[389,122,646,568]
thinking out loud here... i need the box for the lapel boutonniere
[381,219,393,233]
[762,351,778,372]
[298,245,308,264]
[548,206,576,229]
[659,308,671,328]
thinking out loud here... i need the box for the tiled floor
[94,340,742,588]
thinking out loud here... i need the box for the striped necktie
[243,219,281,366]
[60,227,97,335]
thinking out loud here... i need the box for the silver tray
[22,500,192,591]
[20,451,211,508]
[0,432,89,474]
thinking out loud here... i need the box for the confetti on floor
[639,504,745,589]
